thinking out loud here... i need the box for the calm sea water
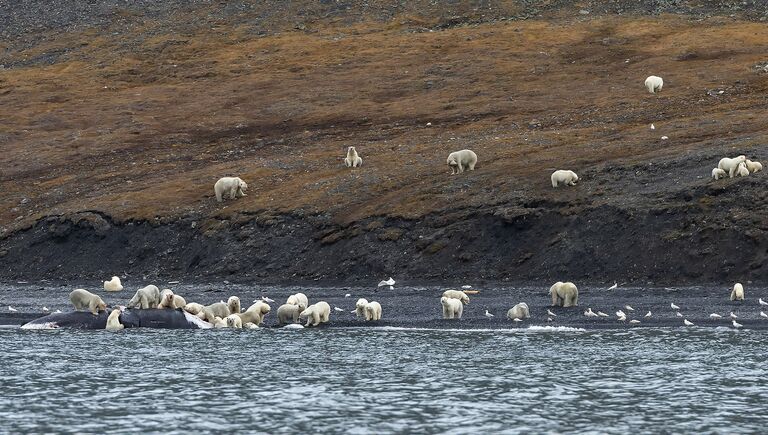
[1,326,767,434]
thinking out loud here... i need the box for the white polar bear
[549,281,579,307]
[277,303,305,325]
[213,316,227,328]
[183,302,204,316]
[214,176,247,202]
[506,302,530,320]
[105,309,124,331]
[237,301,271,326]
[718,155,747,178]
[225,314,243,329]
[355,298,369,318]
[299,301,331,327]
[645,75,663,94]
[442,290,470,305]
[344,146,363,168]
[730,283,745,301]
[745,159,763,173]
[157,290,186,309]
[227,296,241,314]
[736,162,750,177]
[441,296,463,319]
[711,168,727,180]
[287,293,309,308]
[447,149,478,174]
[364,301,382,321]
[103,276,123,292]
[243,322,259,329]
[69,289,107,315]
[127,285,160,309]
[551,170,579,188]
[206,301,230,318]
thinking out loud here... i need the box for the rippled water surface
[2,327,768,433]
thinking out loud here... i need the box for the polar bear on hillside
[549,281,579,307]
[344,146,363,168]
[69,289,107,315]
[711,168,727,180]
[441,296,463,319]
[277,303,305,325]
[103,276,123,292]
[736,162,750,177]
[551,170,579,188]
[718,155,747,178]
[214,176,247,202]
[645,75,663,94]
[299,301,331,327]
[730,283,745,301]
[127,285,160,309]
[442,290,470,305]
[447,149,477,174]
[506,302,530,320]
[364,301,382,321]
[745,159,763,173]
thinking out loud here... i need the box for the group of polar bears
[712,155,762,180]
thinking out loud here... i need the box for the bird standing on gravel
[625,305,634,312]
[8,306,17,312]
[547,309,557,317]
[607,282,618,290]
[671,303,680,310]
[732,320,743,329]
[584,308,598,317]
[710,313,722,319]
[730,312,738,319]
[484,310,494,319]
[760,311,768,319]
[334,307,344,313]
[644,311,652,318]
[683,319,694,326]
[759,298,768,306]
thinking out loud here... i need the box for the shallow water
[2,326,767,433]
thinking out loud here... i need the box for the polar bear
[736,162,750,177]
[441,296,463,319]
[243,322,259,329]
[549,281,579,307]
[225,314,243,328]
[69,289,107,315]
[157,290,186,309]
[344,146,363,168]
[745,159,763,173]
[287,293,309,308]
[730,283,745,301]
[213,316,227,328]
[551,170,579,188]
[237,301,271,326]
[355,298,369,318]
[299,301,331,327]
[447,149,478,175]
[105,309,124,331]
[718,155,747,178]
[183,302,204,316]
[364,301,382,321]
[227,296,241,314]
[277,303,305,325]
[645,75,663,94]
[214,176,247,202]
[506,302,530,320]
[206,301,230,318]
[127,285,160,309]
[442,290,470,305]
[103,276,123,292]
[711,168,727,180]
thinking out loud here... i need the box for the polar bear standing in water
[645,75,663,94]
[214,177,247,202]
[344,146,363,168]
[718,155,747,178]
[730,283,745,301]
[447,149,477,174]
[441,296,463,319]
[69,289,107,315]
[551,170,579,188]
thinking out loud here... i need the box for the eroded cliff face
[1,1,767,284]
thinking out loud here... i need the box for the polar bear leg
[215,188,223,202]
[468,160,475,171]
[456,304,463,319]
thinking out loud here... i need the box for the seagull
[261,296,275,303]
[617,314,627,322]
[54,309,62,313]
[683,319,694,326]
[513,318,522,322]
[625,305,635,312]
[644,311,652,318]
[461,285,472,289]
[484,310,494,318]
[547,317,553,322]
[547,309,557,317]
[334,307,344,312]
[650,123,655,130]
[597,311,609,317]
[42,307,49,312]
[378,277,395,289]
[676,312,683,318]
[616,310,626,318]
[759,298,768,306]
[671,303,680,310]
[732,320,743,329]
[630,319,640,324]
[710,313,722,319]
[607,282,618,290]
[8,306,17,312]
[730,312,738,319]
[760,311,768,319]
[344,294,351,298]
[584,308,598,317]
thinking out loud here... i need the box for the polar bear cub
[69,289,107,315]
[506,302,530,320]
[745,159,763,173]
[364,301,382,321]
[106,309,124,331]
[299,301,331,327]
[718,155,747,178]
[441,296,463,319]
[447,149,478,174]
[736,162,750,177]
[711,168,727,180]
[225,314,243,329]
[645,75,663,94]
[442,290,470,305]
[730,283,745,301]
[549,281,579,307]
[277,303,305,325]
[551,170,579,188]
[103,276,123,292]
[214,176,247,202]
[344,146,363,168]
[127,285,160,309]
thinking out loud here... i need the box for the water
[1,326,767,433]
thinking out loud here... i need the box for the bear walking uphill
[214,176,247,202]
[446,149,477,175]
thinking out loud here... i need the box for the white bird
[597,311,609,317]
[461,285,472,289]
[334,307,344,312]
[484,310,494,318]
[547,309,557,317]
[54,309,62,313]
[650,123,655,130]
[616,310,626,318]
[625,305,635,312]
[547,317,553,322]
[617,314,627,322]
[378,277,395,289]
[42,307,49,312]
[671,303,680,310]
[759,298,768,306]
[584,308,598,317]
[683,319,694,326]
[730,312,738,319]
[644,311,652,318]
[8,306,17,312]
[676,312,683,318]
[513,318,522,322]
[344,293,351,298]
[261,296,275,303]
[710,313,722,319]
[732,320,743,328]
[607,282,618,290]
[661,136,669,140]
[629,319,640,324]
[760,311,768,319]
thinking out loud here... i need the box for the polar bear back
[645,75,663,93]
[506,302,530,320]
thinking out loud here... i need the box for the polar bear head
[225,315,239,328]
[160,289,174,304]
[347,146,357,155]
[446,155,458,167]
[355,298,369,310]
[237,178,248,193]
[227,296,241,314]
[96,300,107,312]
